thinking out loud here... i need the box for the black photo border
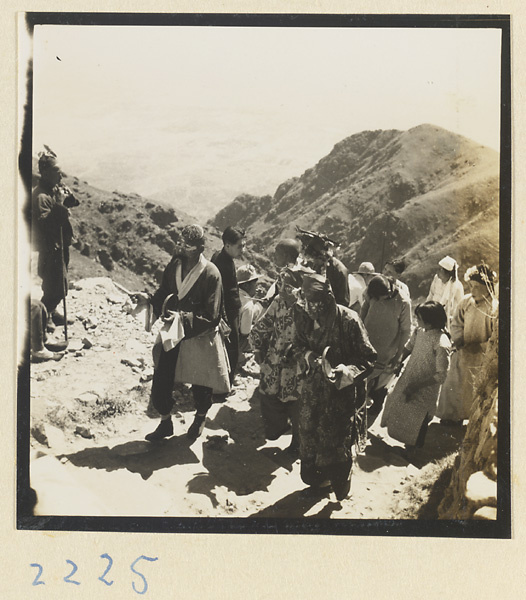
[17,11,512,538]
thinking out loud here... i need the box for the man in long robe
[293,274,376,501]
[136,225,230,442]
[211,226,246,384]
[32,151,74,326]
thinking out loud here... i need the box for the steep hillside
[210,124,500,297]
[30,164,270,292]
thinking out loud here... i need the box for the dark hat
[296,226,337,257]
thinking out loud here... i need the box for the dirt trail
[29,277,464,519]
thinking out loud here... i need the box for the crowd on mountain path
[27,149,499,516]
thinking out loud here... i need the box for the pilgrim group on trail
[30,150,499,502]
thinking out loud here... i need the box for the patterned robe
[250,292,300,402]
[293,304,377,471]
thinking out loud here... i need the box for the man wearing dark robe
[211,226,246,384]
[32,151,74,327]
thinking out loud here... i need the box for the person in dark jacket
[211,226,246,384]
[135,225,230,442]
[32,151,74,326]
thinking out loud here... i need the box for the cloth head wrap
[38,151,60,174]
[438,255,457,272]
[181,224,205,246]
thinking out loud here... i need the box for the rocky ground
[29,273,466,519]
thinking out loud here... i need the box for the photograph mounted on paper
[17,13,511,536]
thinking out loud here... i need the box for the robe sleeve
[360,293,371,322]
[250,299,277,358]
[341,313,377,382]
[434,333,451,384]
[151,259,176,318]
[397,296,412,355]
[182,269,223,338]
[450,296,468,347]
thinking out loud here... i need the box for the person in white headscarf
[426,256,464,326]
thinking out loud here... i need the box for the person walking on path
[348,261,377,312]
[211,226,246,384]
[292,274,376,501]
[435,263,498,425]
[296,228,350,306]
[251,267,305,451]
[135,225,230,442]
[361,274,412,418]
[380,301,452,459]
[426,255,465,327]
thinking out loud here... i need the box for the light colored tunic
[426,275,465,326]
[361,289,412,382]
[435,294,497,421]
[381,328,451,445]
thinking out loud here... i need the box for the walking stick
[59,226,68,342]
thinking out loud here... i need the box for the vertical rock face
[438,322,499,519]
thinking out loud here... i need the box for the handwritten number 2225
[30,555,158,594]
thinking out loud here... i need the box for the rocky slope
[210,124,500,297]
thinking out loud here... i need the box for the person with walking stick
[32,149,75,335]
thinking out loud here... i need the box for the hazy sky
[29,25,502,201]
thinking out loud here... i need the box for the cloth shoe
[31,348,64,363]
[187,415,206,441]
[52,310,74,326]
[45,339,69,352]
[145,418,173,441]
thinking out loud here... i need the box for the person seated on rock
[296,228,350,306]
[383,258,411,302]
[236,264,264,360]
[251,267,305,453]
[426,255,465,327]
[291,273,376,500]
[32,149,75,330]
[211,226,246,384]
[135,225,230,442]
[30,299,67,362]
[348,261,377,312]
[361,274,412,420]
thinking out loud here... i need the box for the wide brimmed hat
[236,264,261,284]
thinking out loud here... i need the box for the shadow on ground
[62,434,199,480]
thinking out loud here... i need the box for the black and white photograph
[17,13,510,535]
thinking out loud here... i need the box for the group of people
[131,222,498,501]
[30,150,499,502]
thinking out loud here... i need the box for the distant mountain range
[210,124,500,297]
[31,123,499,299]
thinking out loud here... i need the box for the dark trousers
[259,393,299,446]
[414,414,432,448]
[224,316,239,384]
[300,459,352,489]
[151,345,212,416]
[30,300,47,352]
[38,246,69,314]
